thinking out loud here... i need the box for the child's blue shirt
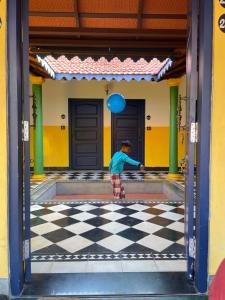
[109,151,140,174]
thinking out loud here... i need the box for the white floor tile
[160,211,183,221]
[31,205,44,212]
[48,204,71,212]
[86,260,123,273]
[57,235,93,253]
[31,223,60,235]
[101,204,123,211]
[40,212,66,222]
[75,204,97,211]
[30,214,36,219]
[31,260,186,273]
[65,222,95,234]
[71,212,95,221]
[99,221,129,234]
[130,211,154,221]
[50,261,88,273]
[167,221,184,233]
[101,212,124,221]
[154,204,175,211]
[133,222,163,234]
[121,260,158,272]
[155,260,187,272]
[177,237,185,245]
[137,234,173,252]
[32,262,53,273]
[31,236,53,252]
[97,235,133,252]
[127,204,149,211]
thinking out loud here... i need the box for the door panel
[69,100,103,170]
[112,100,145,169]
[185,0,198,281]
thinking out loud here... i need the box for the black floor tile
[154,228,184,242]
[81,228,112,242]
[149,216,174,227]
[170,207,185,214]
[59,208,82,216]
[31,217,47,227]
[86,217,111,227]
[88,208,111,216]
[117,228,148,242]
[143,207,165,215]
[31,209,53,217]
[52,217,79,227]
[76,243,113,254]
[118,216,142,227]
[42,228,74,243]
[164,243,186,254]
[116,207,138,215]
[120,243,157,254]
[33,244,68,255]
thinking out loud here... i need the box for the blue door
[185,0,198,281]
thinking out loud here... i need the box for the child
[109,140,144,200]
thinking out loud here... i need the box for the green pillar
[167,78,181,180]
[30,76,45,180]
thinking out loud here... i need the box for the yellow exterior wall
[0,0,9,278]
[30,77,186,168]
[209,1,225,275]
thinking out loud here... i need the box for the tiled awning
[37,55,173,82]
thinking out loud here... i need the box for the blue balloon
[107,93,126,113]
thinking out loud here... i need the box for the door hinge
[190,122,198,143]
[23,239,30,260]
[22,121,29,142]
[189,237,196,259]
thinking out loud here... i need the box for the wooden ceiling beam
[29,11,187,19]
[30,27,187,38]
[73,0,80,28]
[137,0,144,29]
[30,48,183,58]
[29,37,186,49]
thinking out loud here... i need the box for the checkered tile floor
[31,171,185,191]
[31,201,185,262]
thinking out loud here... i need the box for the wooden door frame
[111,99,145,166]
[68,98,104,170]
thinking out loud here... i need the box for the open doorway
[8,0,212,296]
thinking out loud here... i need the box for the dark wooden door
[112,100,145,169]
[69,99,103,170]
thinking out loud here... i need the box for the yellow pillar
[0,0,9,279]
[209,1,225,275]
[167,78,183,180]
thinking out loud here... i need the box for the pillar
[30,76,45,180]
[0,0,9,286]
[167,78,182,180]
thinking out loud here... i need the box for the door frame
[111,99,145,166]
[68,98,104,170]
[7,0,212,295]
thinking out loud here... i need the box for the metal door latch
[189,237,196,258]
[190,122,198,143]
[23,239,30,260]
[22,120,29,142]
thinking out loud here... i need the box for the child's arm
[123,153,141,167]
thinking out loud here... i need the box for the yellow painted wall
[0,0,9,278]
[209,1,225,275]
[30,77,186,167]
